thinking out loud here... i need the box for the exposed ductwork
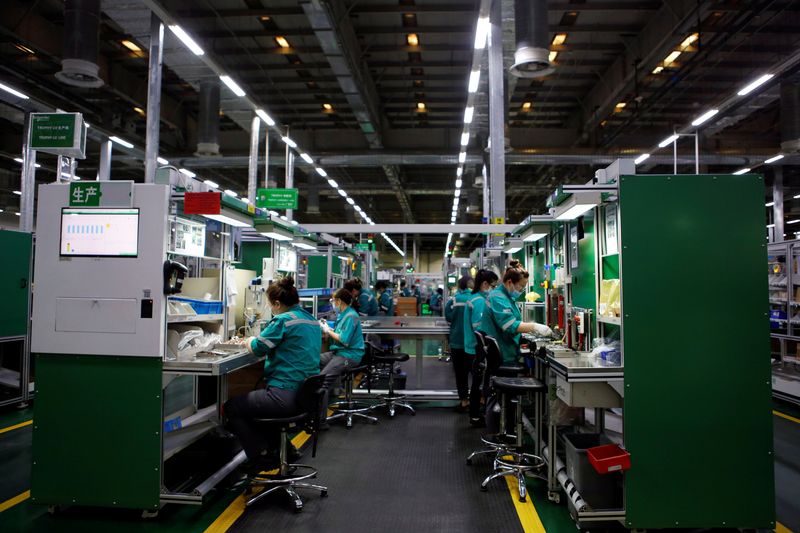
[781,82,800,154]
[56,0,104,88]
[509,0,553,78]
[306,171,320,215]
[196,80,221,156]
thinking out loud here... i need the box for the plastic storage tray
[563,433,623,510]
[170,297,223,315]
[586,443,631,474]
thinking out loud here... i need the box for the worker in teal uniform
[319,288,365,423]
[429,287,443,316]
[375,280,394,316]
[445,275,474,412]
[463,269,499,426]
[481,260,553,367]
[225,277,321,471]
[400,280,412,297]
[346,278,379,316]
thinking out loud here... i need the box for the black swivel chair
[326,349,379,428]
[246,374,328,512]
[366,341,415,417]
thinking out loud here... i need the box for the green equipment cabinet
[0,229,33,407]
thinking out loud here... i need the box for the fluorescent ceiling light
[766,202,775,207]
[291,220,299,226]
[204,212,251,228]
[468,70,480,93]
[794,194,800,199]
[407,33,419,47]
[548,51,558,63]
[13,157,41,168]
[120,39,141,52]
[767,224,775,228]
[663,51,681,66]
[691,109,719,126]
[281,136,297,148]
[634,153,650,165]
[454,189,461,198]
[300,153,313,164]
[552,33,567,46]
[275,36,290,49]
[765,154,784,164]
[280,215,289,221]
[474,17,489,50]
[204,179,218,188]
[256,109,275,126]
[0,82,29,100]
[109,136,133,149]
[179,168,196,178]
[464,106,474,124]
[168,25,205,56]
[223,189,238,197]
[553,192,601,221]
[455,179,462,188]
[338,189,347,197]
[346,197,355,205]
[460,132,470,146]
[456,167,463,177]
[737,74,774,96]
[327,179,338,188]
[733,168,751,175]
[458,152,466,163]
[789,220,800,225]
[219,75,246,97]
[652,66,664,74]
[354,205,362,212]
[680,33,699,49]
[658,134,679,148]
[157,156,169,165]
[316,168,327,177]
[12,190,21,195]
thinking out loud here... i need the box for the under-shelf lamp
[292,235,317,251]
[503,236,524,255]
[522,223,550,242]
[255,219,294,241]
[553,191,602,221]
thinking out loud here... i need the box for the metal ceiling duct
[509,0,554,78]
[196,80,221,156]
[781,82,800,153]
[306,173,320,215]
[55,0,104,88]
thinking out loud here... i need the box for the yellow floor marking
[0,420,32,435]
[776,521,794,533]
[504,476,547,533]
[0,491,30,513]
[774,410,800,425]
[204,431,313,533]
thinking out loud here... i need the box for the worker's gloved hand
[320,320,331,333]
[533,323,555,337]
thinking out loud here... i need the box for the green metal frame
[619,174,774,528]
[0,230,32,338]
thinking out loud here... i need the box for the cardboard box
[395,297,418,316]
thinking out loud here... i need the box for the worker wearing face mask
[375,280,394,316]
[445,275,474,412]
[463,268,499,426]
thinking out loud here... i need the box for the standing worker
[224,277,321,471]
[375,280,394,316]
[400,280,412,297]
[445,275,474,412]
[346,278,378,316]
[429,287,443,316]
[463,269,499,426]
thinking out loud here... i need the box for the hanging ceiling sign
[29,112,87,159]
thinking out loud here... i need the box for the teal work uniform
[378,290,394,316]
[445,289,471,350]
[329,306,365,362]
[429,292,442,315]
[463,290,489,355]
[480,285,523,365]
[357,287,379,316]
[401,287,412,297]
[249,305,321,390]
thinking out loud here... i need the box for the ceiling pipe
[196,80,221,156]
[56,0,104,88]
[509,0,554,78]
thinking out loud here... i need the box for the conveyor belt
[228,407,524,533]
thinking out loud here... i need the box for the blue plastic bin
[170,296,224,315]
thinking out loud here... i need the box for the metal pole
[774,166,785,242]
[248,114,260,203]
[673,133,677,175]
[694,133,699,174]
[403,234,407,261]
[326,244,333,288]
[263,129,270,189]
[144,12,164,184]
[488,0,506,243]
[97,140,112,181]
[413,238,418,271]
[20,113,36,233]
[285,127,295,220]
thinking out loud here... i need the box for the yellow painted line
[776,521,794,533]
[204,431,313,533]
[0,420,32,435]
[0,491,30,513]
[504,476,546,533]
[774,410,800,425]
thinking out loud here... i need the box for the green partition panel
[619,174,774,529]
[307,256,328,288]
[571,218,596,328]
[0,230,32,337]
[31,354,162,510]
[240,241,271,276]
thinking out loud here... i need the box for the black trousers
[469,360,484,419]
[450,348,473,400]
[224,386,299,460]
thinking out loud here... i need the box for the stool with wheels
[326,359,378,428]
[368,342,415,418]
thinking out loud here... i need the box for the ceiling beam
[298,224,517,234]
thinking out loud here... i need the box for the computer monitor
[60,208,140,257]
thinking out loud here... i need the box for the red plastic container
[586,444,631,474]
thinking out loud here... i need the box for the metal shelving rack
[769,239,800,404]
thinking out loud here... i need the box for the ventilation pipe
[196,80,221,156]
[307,172,320,215]
[56,0,104,88]
[509,0,554,78]
[781,82,800,153]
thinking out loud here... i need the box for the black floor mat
[400,356,458,391]
[228,407,523,533]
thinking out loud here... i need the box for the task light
[503,237,523,255]
[553,192,601,221]
[522,224,550,242]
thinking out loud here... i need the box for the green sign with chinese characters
[68,181,133,207]
[29,112,87,159]
[256,188,298,210]
[69,183,101,206]
[354,243,374,252]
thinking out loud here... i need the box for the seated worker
[375,280,394,316]
[224,276,321,471]
[463,269,499,426]
[346,278,379,316]
[319,288,365,421]
[445,275,474,412]
[400,280,412,297]
[429,287,444,316]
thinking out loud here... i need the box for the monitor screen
[60,208,140,257]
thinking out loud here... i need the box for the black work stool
[246,375,328,512]
[327,363,378,428]
[480,376,546,502]
[370,347,415,417]
[466,335,526,465]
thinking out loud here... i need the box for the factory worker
[224,276,321,471]
[429,287,444,316]
[346,278,379,316]
[319,288,366,422]
[445,275,474,412]
[375,280,394,316]
[463,269,499,426]
[481,260,553,366]
[400,280,412,297]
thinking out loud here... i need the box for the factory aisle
[774,401,800,532]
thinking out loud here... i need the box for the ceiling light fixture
[281,136,297,148]
[458,152,466,163]
[552,33,567,46]
[658,134,679,148]
[460,132,469,146]
[766,202,775,207]
[300,153,314,164]
[765,154,784,164]
[548,51,558,62]
[316,168,327,177]
[133,106,145,117]
[338,189,347,197]
[179,168,196,178]
[327,179,338,188]
[256,109,276,126]
[733,168,751,175]
[14,43,35,55]
[120,39,142,52]
[455,179,462,188]
[652,66,664,74]
[417,102,426,111]
[204,179,219,188]
[681,33,699,49]
[464,106,474,124]
[691,109,719,126]
[0,82,29,100]
[168,25,205,56]
[219,75,246,97]
[407,33,419,46]
[275,36,291,49]
[634,153,651,165]
[474,17,489,50]
[663,51,681,66]
[157,157,169,165]
[109,136,134,149]
[738,74,774,96]
[468,70,480,93]
[223,189,238,197]
[346,197,355,205]
[522,101,532,111]
[615,102,626,111]
[322,103,333,111]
